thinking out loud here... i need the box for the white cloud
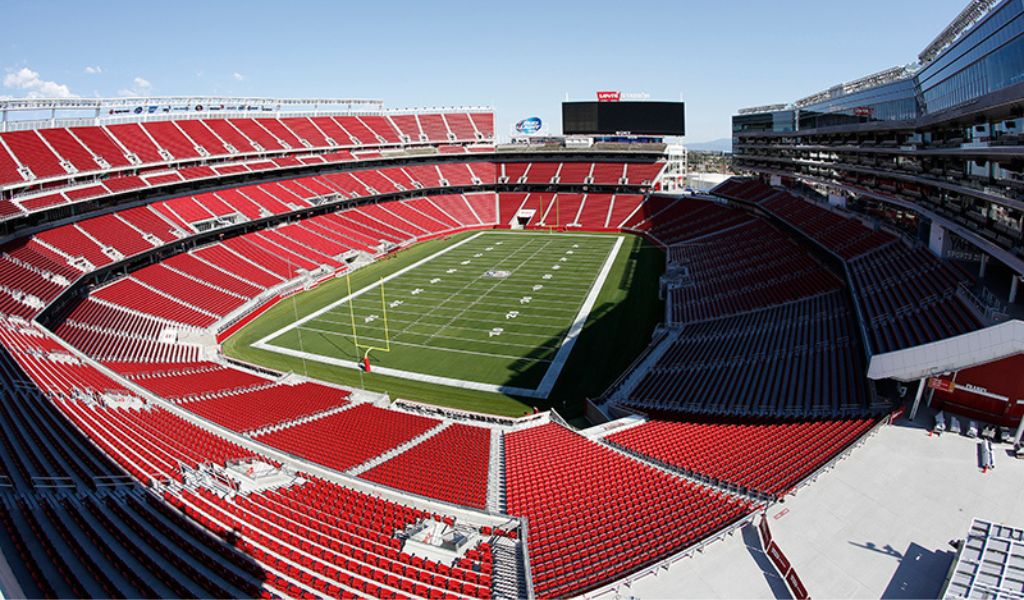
[84,65,102,75]
[2,67,76,98]
[232,72,245,82]
[119,76,153,97]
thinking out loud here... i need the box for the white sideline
[253,231,624,399]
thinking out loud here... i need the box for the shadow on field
[499,236,665,418]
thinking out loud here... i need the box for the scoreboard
[562,101,685,136]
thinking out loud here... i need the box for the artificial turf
[222,229,664,418]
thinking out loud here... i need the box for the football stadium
[1,0,1023,598]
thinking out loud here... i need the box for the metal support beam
[910,377,927,421]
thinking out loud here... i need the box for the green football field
[223,230,665,417]
[252,231,622,397]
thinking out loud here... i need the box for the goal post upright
[378,278,391,353]
[345,273,391,371]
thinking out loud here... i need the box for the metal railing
[957,281,1010,324]
[585,511,759,599]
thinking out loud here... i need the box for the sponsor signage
[928,377,956,393]
[959,382,1010,402]
[515,116,543,135]
[767,541,792,574]
[758,516,772,545]
[787,570,810,600]
[596,90,650,101]
[758,515,809,600]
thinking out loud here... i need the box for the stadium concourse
[0,44,1023,599]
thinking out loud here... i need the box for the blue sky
[3,0,967,142]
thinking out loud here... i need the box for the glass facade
[737,0,1024,130]
[919,0,1024,113]
[731,110,795,135]
[797,79,920,129]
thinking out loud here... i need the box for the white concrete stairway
[486,429,505,513]
[130,277,220,320]
[346,421,452,476]
[173,381,276,405]
[246,402,356,438]
[490,536,528,600]
[599,436,761,504]
[162,262,250,296]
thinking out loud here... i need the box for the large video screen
[562,101,685,135]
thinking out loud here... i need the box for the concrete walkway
[627,412,1024,599]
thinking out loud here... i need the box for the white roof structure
[866,320,1024,381]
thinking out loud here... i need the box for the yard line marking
[389,237,546,346]
[312,314,566,339]
[284,327,557,360]
[317,297,582,321]
[253,231,490,348]
[254,231,624,397]
[316,301,579,323]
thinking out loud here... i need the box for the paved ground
[626,409,1024,599]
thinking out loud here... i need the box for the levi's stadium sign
[596,91,652,102]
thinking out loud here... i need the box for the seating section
[496,192,645,230]
[0,492,265,599]
[0,314,133,398]
[667,219,842,323]
[627,292,873,417]
[760,191,896,260]
[0,238,80,319]
[181,382,351,433]
[0,314,267,596]
[498,161,662,186]
[46,190,500,328]
[504,423,752,598]
[255,404,441,472]
[710,177,777,203]
[4,147,503,221]
[60,401,257,485]
[623,197,754,246]
[113,362,273,401]
[0,317,126,490]
[167,476,498,599]
[607,417,876,498]
[849,243,981,354]
[360,424,491,509]
[713,178,983,355]
[54,297,202,363]
[0,112,494,193]
[0,310,500,599]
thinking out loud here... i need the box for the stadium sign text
[596,90,651,102]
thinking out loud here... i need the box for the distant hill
[685,138,732,153]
